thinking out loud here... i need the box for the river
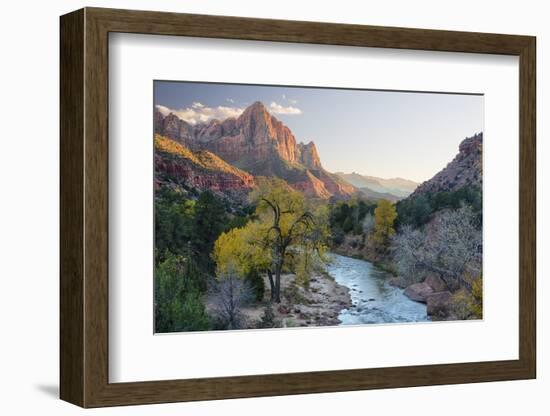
[327,253,429,325]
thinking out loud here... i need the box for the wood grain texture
[59,7,537,408]
[518,38,537,376]
[59,8,84,407]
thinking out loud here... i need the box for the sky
[154,81,483,183]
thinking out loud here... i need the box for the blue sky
[154,81,483,182]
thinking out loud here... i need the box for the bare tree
[430,205,482,288]
[208,271,254,330]
[391,224,429,284]
[392,205,482,290]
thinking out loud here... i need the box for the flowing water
[327,253,429,325]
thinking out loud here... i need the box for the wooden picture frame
[60,7,536,408]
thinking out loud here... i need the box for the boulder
[426,291,453,319]
[425,273,448,292]
[388,277,408,289]
[404,282,434,303]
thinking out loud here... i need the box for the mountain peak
[297,141,322,169]
[238,101,272,125]
[250,100,267,110]
[241,101,269,117]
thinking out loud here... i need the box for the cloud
[226,98,235,103]
[155,104,244,125]
[156,100,302,124]
[155,104,172,117]
[289,99,298,104]
[269,101,302,115]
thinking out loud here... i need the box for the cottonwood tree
[373,199,397,252]
[213,178,328,303]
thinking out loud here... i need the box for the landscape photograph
[153,81,483,333]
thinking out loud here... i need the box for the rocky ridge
[410,133,482,198]
[154,134,255,198]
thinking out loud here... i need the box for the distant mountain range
[334,172,419,200]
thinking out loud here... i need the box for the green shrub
[154,252,210,332]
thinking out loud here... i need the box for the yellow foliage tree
[373,199,397,252]
[213,178,328,303]
[213,222,272,277]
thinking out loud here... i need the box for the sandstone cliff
[154,134,255,199]
[154,102,356,199]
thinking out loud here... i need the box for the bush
[208,272,253,330]
[450,278,482,320]
[154,252,210,333]
[470,277,483,318]
[450,289,476,320]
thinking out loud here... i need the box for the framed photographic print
[60,7,536,408]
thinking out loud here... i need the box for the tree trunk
[274,260,283,303]
[266,269,276,301]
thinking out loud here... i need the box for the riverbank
[331,246,457,321]
[331,240,398,276]
[240,271,353,328]
[328,253,429,325]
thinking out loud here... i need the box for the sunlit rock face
[154,135,254,200]
[154,102,356,199]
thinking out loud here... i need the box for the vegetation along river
[327,253,429,325]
